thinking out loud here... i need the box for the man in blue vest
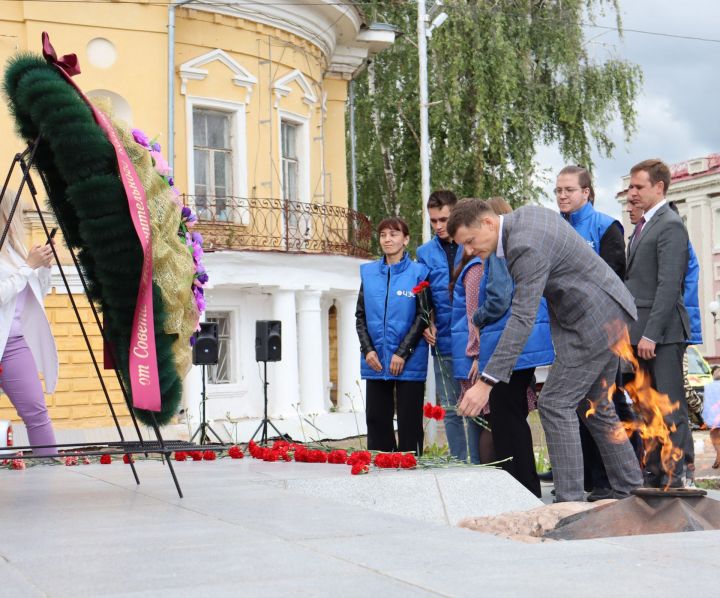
[416,190,467,460]
[554,165,629,501]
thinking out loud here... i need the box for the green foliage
[350,0,641,251]
[3,54,182,426]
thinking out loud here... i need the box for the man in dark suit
[448,200,643,501]
[624,159,690,488]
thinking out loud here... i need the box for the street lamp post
[417,1,448,244]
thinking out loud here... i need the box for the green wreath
[3,54,185,426]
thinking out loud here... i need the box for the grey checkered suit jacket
[625,203,689,345]
[484,205,637,383]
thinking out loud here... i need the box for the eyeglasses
[554,187,584,196]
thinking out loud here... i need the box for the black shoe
[538,470,553,482]
[586,487,614,502]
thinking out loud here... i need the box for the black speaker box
[193,322,219,365]
[255,320,281,362]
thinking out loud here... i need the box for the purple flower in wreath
[193,287,206,312]
[192,242,203,261]
[131,128,150,148]
[191,231,203,244]
[197,272,209,284]
[151,142,161,152]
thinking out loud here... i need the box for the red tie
[632,216,645,249]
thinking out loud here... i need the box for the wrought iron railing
[181,195,373,258]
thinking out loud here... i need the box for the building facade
[617,154,720,361]
[0,1,394,440]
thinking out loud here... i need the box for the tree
[349,0,641,250]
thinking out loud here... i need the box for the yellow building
[0,1,394,441]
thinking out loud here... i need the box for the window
[281,121,299,202]
[193,109,233,221]
[281,120,310,243]
[714,208,720,249]
[205,312,232,384]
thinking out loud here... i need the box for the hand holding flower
[423,322,437,346]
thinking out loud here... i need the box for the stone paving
[1,457,719,597]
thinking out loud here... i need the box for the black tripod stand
[190,364,224,444]
[249,360,286,444]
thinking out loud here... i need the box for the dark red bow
[42,32,81,77]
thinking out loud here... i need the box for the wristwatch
[479,374,496,387]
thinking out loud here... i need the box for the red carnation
[400,453,417,469]
[412,280,430,295]
[351,463,369,475]
[432,405,446,421]
[328,449,348,464]
[347,450,371,466]
[11,459,25,470]
[264,451,279,462]
[423,402,435,418]
[203,450,217,461]
[190,451,203,461]
[99,454,112,465]
[228,445,244,459]
[123,454,134,464]
[174,451,187,461]
[391,453,403,468]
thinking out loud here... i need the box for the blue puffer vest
[686,241,702,345]
[416,236,463,356]
[476,260,555,373]
[359,253,430,381]
[566,201,622,254]
[450,258,483,380]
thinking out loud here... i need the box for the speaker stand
[190,365,224,445]
[249,361,287,445]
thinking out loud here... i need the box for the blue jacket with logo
[566,201,621,254]
[416,236,463,356]
[359,253,430,381]
[450,258,483,380]
[686,241,702,345]
[472,254,555,373]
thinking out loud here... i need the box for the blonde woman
[0,189,58,456]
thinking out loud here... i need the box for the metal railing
[181,195,373,257]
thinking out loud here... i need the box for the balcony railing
[181,195,373,258]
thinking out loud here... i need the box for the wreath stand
[0,141,225,497]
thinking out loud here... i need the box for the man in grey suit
[448,200,643,501]
[625,159,690,488]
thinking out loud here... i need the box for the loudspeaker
[193,322,219,365]
[255,320,281,362]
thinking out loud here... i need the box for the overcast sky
[536,0,720,218]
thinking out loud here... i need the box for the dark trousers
[636,342,688,484]
[365,379,425,454]
[489,368,541,497]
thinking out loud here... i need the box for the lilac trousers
[0,335,57,456]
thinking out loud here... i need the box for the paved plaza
[1,457,719,597]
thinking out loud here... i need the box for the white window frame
[277,109,310,204]
[186,96,249,224]
[277,110,311,246]
[205,311,233,385]
[203,306,247,401]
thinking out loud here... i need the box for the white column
[297,290,326,416]
[336,291,363,413]
[269,288,299,418]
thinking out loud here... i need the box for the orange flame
[601,324,684,488]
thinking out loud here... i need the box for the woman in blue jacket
[355,217,430,454]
